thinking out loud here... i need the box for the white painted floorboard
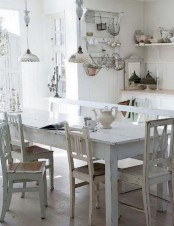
[0,148,172,226]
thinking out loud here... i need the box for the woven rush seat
[119,165,170,185]
[13,145,53,155]
[8,161,45,173]
[74,163,105,177]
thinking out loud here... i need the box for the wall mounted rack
[84,8,124,23]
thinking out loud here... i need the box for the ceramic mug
[84,117,92,126]
[86,119,98,131]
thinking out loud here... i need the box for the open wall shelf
[135,43,174,47]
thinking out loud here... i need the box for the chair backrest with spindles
[4,113,26,161]
[64,123,94,177]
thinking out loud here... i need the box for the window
[50,14,66,97]
[0,9,21,112]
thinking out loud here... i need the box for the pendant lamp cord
[76,0,83,51]
[26,25,29,51]
[24,0,30,52]
[78,18,81,47]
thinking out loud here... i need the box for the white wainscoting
[121,89,174,111]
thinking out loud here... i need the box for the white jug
[92,106,117,129]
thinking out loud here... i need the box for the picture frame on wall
[124,55,144,90]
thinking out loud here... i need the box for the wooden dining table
[9,108,167,226]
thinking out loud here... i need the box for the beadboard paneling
[145,62,174,90]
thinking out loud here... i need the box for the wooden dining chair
[64,123,105,226]
[0,122,47,221]
[4,113,54,191]
[0,112,30,148]
[118,118,174,226]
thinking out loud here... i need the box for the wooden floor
[0,148,173,226]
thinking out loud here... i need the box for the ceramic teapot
[92,106,118,129]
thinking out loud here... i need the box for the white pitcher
[92,106,117,129]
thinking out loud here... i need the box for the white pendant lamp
[19,0,39,62]
[69,0,92,64]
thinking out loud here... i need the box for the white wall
[4,0,173,111]
[0,0,43,59]
[142,0,174,91]
[21,62,49,109]
[77,0,144,103]
[0,0,50,110]
[76,0,174,102]
[43,0,78,101]
[43,0,145,105]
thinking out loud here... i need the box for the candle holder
[0,88,22,112]
[156,76,160,91]
[48,66,61,98]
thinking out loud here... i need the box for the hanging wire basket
[83,63,102,76]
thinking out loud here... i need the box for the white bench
[49,97,174,120]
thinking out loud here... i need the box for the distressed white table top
[90,122,145,145]
[21,108,83,128]
[20,108,145,146]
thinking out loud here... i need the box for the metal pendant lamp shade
[68,0,92,64]
[19,49,39,62]
[69,46,92,64]
[19,1,39,62]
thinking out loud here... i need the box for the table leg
[157,183,168,211]
[105,151,118,226]
[49,99,53,112]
